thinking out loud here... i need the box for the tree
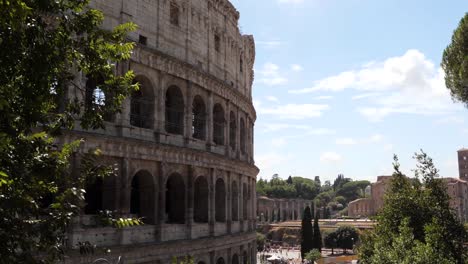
[286,175,293,184]
[335,226,359,254]
[304,249,321,263]
[256,232,266,251]
[324,231,338,255]
[358,152,468,264]
[314,176,321,187]
[442,13,468,106]
[0,1,136,262]
[301,206,313,259]
[312,213,322,252]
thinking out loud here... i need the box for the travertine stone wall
[63,0,257,263]
[256,196,312,223]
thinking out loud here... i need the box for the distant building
[256,196,312,223]
[458,148,468,182]
[348,175,468,222]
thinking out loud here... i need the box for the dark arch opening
[84,177,103,214]
[194,176,209,223]
[240,118,246,154]
[243,251,248,264]
[130,170,155,224]
[213,104,225,145]
[192,95,206,140]
[229,111,236,150]
[215,178,226,222]
[165,86,184,135]
[216,258,225,264]
[231,181,239,221]
[130,76,154,129]
[166,173,185,223]
[232,254,239,264]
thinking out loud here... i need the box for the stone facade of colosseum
[60,0,258,263]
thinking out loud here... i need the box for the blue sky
[230,0,468,183]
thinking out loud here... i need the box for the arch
[240,118,246,154]
[232,254,239,264]
[130,170,155,224]
[194,176,209,223]
[231,181,239,221]
[166,173,185,223]
[197,262,206,264]
[84,177,103,214]
[229,111,237,150]
[192,95,206,140]
[130,76,154,129]
[165,85,184,135]
[215,178,226,222]
[216,258,225,264]
[242,182,248,220]
[213,104,225,145]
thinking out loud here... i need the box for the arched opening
[229,111,236,150]
[231,181,239,221]
[165,86,184,135]
[232,254,239,264]
[194,176,209,223]
[215,178,226,222]
[213,104,225,145]
[283,210,287,221]
[192,95,206,140]
[130,76,154,129]
[294,210,298,220]
[265,210,269,222]
[197,262,206,264]
[216,258,225,264]
[84,177,103,214]
[243,251,248,264]
[166,173,185,223]
[130,170,155,224]
[243,183,248,220]
[240,118,246,154]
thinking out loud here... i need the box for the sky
[230,0,468,183]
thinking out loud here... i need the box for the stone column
[209,251,215,264]
[227,171,232,234]
[206,92,214,149]
[154,71,163,133]
[225,99,231,157]
[157,74,166,133]
[184,80,193,145]
[239,175,244,232]
[186,165,195,239]
[120,158,131,215]
[209,168,215,236]
[156,162,167,242]
[251,177,256,226]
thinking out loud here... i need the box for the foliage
[333,174,351,191]
[304,249,321,263]
[97,210,144,228]
[257,232,266,251]
[301,206,313,259]
[335,226,359,253]
[0,0,136,262]
[358,151,468,264]
[312,213,322,252]
[172,255,194,264]
[442,13,468,107]
[336,180,370,202]
[257,176,320,199]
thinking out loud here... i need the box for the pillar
[186,165,194,239]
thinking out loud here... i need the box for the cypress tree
[312,213,322,252]
[300,206,313,259]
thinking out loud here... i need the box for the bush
[304,249,321,263]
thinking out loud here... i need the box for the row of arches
[85,76,251,154]
[212,251,250,264]
[85,170,252,225]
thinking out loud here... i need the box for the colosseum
[59,0,258,263]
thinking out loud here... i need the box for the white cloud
[256,103,329,119]
[289,49,462,121]
[314,95,333,100]
[434,116,464,125]
[266,95,280,103]
[307,128,336,135]
[256,63,288,86]
[271,138,287,147]
[255,152,292,178]
[278,0,305,3]
[368,134,383,143]
[291,64,304,72]
[256,40,283,49]
[384,143,394,152]
[261,123,336,136]
[335,138,358,145]
[320,152,342,163]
